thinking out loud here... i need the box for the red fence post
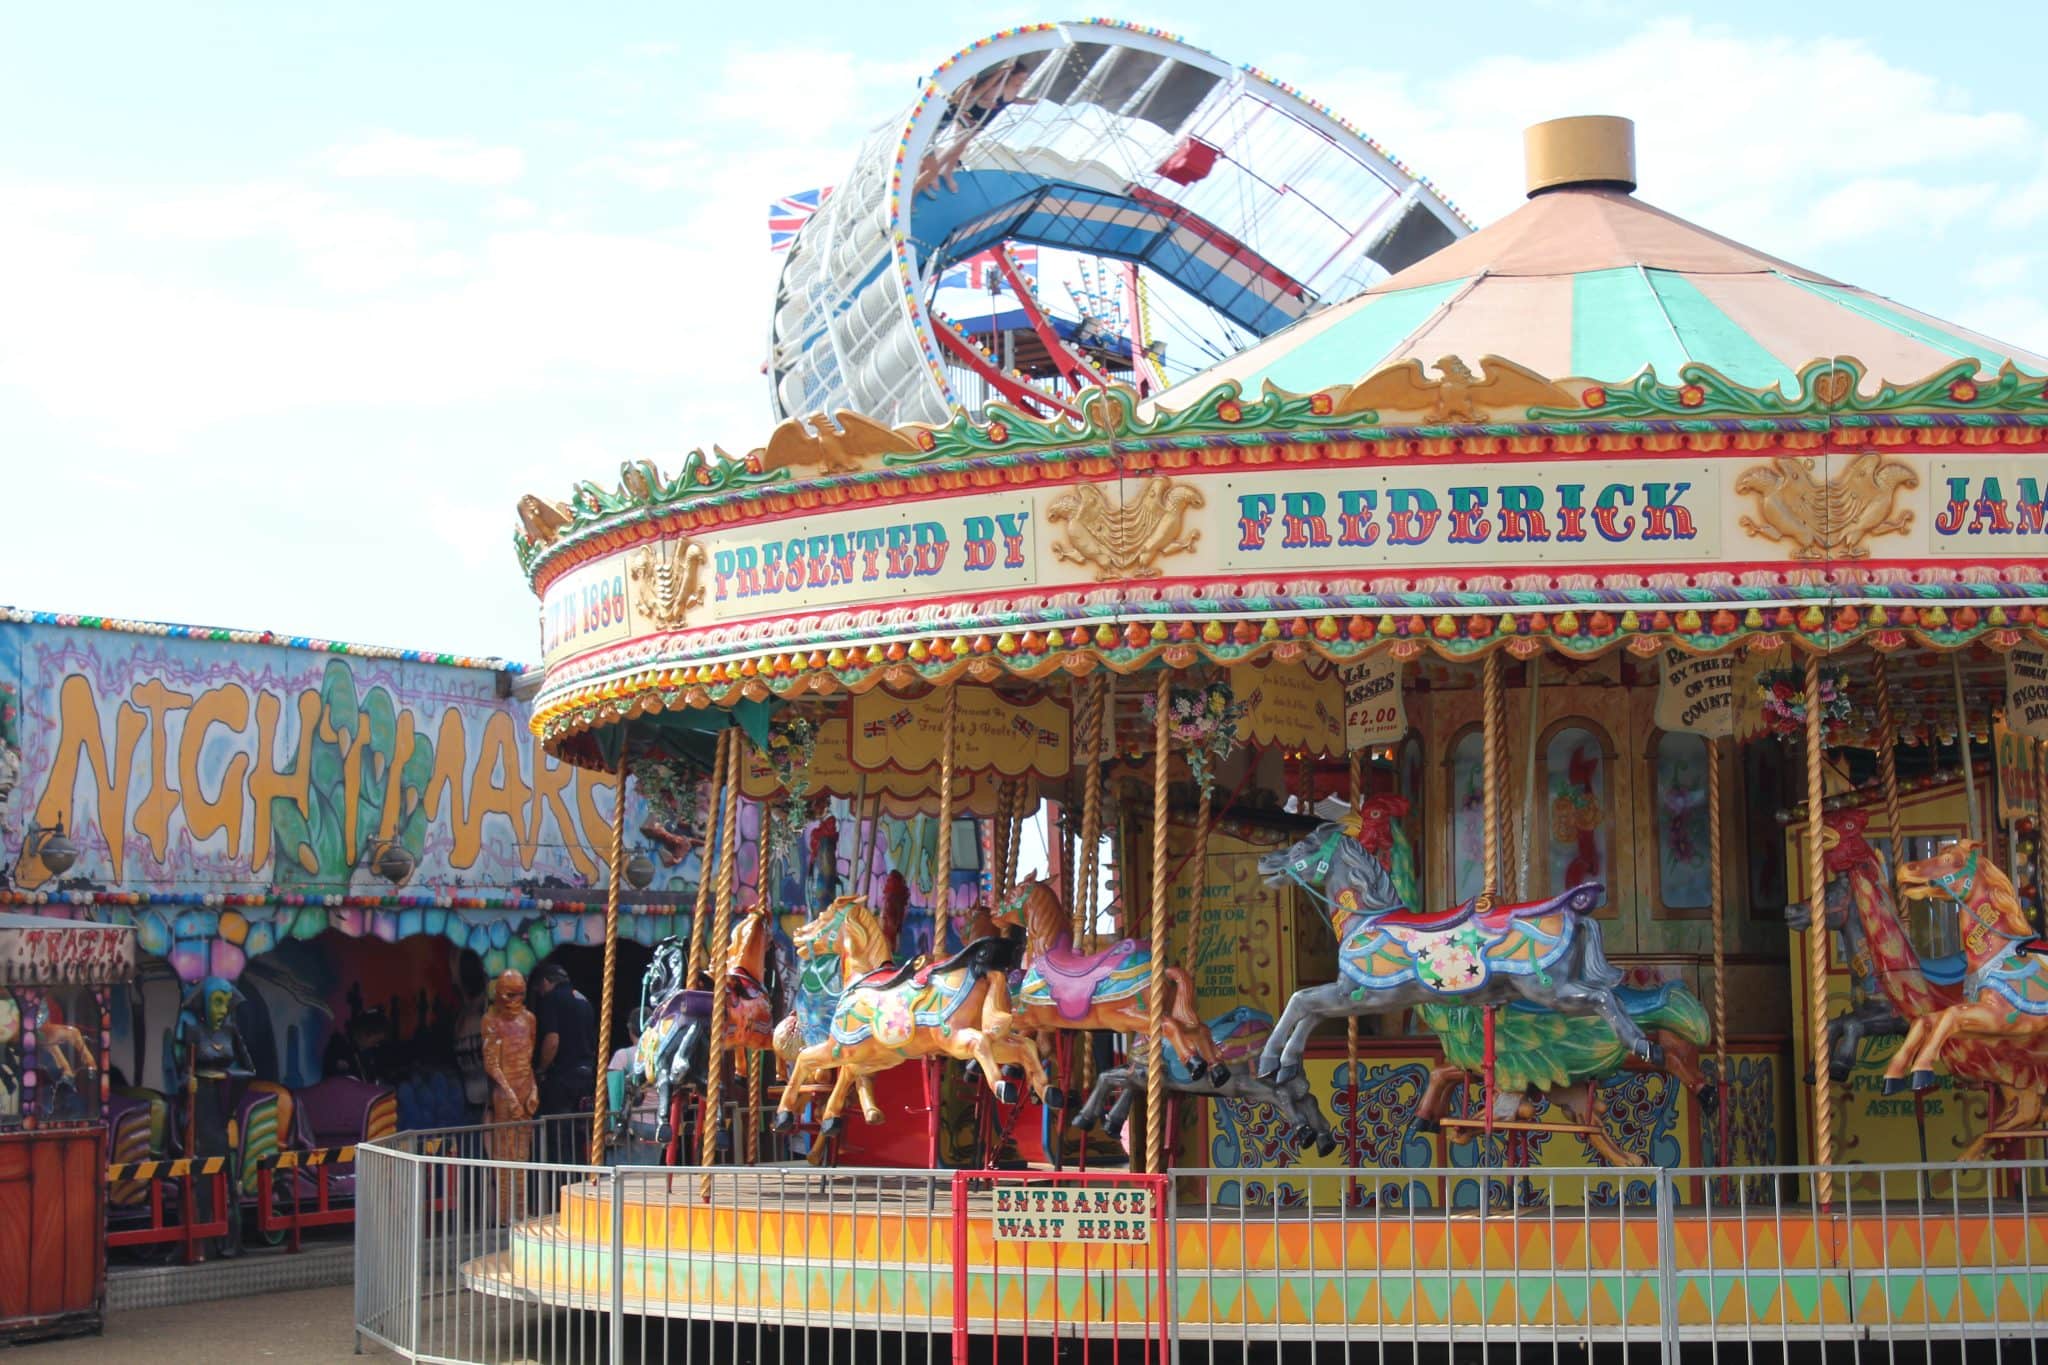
[951,1169,970,1365]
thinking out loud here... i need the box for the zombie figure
[169,976,254,1256]
[480,969,538,1219]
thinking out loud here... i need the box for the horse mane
[1974,855,2027,936]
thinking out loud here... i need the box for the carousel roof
[1157,116,2047,407]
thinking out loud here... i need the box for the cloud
[328,133,526,186]
[1965,253,2038,292]
[1300,18,2032,250]
[1797,178,1998,249]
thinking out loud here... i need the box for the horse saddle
[728,967,767,1003]
[847,964,908,992]
[1375,881,1606,936]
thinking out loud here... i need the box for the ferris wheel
[766,20,1473,427]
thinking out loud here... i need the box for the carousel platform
[459,1166,2048,1342]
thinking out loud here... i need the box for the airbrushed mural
[0,618,698,985]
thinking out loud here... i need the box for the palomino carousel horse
[1784,809,1964,1083]
[772,895,1049,1135]
[634,901,785,1150]
[1071,1006,1336,1155]
[989,878,1227,1084]
[1412,983,1714,1167]
[1256,815,1655,1085]
[1881,842,2048,1152]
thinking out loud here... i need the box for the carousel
[479,116,2048,1340]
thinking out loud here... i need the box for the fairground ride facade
[386,91,2048,1361]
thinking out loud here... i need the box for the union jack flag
[768,186,832,253]
[938,245,1038,293]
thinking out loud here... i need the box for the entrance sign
[990,1181,1154,1244]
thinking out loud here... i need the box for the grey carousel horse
[1071,1006,1339,1156]
[1255,820,1658,1085]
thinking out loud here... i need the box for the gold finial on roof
[1523,115,1636,197]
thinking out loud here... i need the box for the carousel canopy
[1156,116,2048,408]
[515,116,2048,765]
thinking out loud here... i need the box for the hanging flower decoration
[631,756,703,832]
[1755,667,1854,740]
[763,712,818,868]
[1142,678,1248,792]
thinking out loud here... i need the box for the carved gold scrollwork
[1045,474,1205,580]
[1734,452,1919,560]
[629,537,708,629]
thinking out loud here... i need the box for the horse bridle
[1927,848,1980,903]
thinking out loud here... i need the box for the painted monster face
[207,989,233,1030]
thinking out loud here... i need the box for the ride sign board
[849,686,1070,780]
[1996,721,2041,822]
[1654,647,1736,738]
[1341,655,1406,748]
[1220,462,1723,571]
[0,916,137,986]
[1230,663,1342,754]
[2008,643,2048,742]
[990,1181,1154,1244]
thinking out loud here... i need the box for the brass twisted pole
[1005,780,1027,890]
[1873,655,1906,877]
[1077,676,1106,945]
[989,778,1012,898]
[746,793,773,1165]
[1146,669,1173,1174]
[1708,736,1728,1148]
[934,688,959,923]
[701,728,743,1173]
[1346,750,1363,1131]
[684,744,727,985]
[589,750,629,1164]
[1803,652,1835,1205]
[1482,652,1503,900]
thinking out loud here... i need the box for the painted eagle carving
[1332,355,1582,422]
[516,494,574,548]
[747,411,921,476]
[1735,452,1918,560]
[1046,475,1205,580]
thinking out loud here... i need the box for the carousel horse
[1411,983,1714,1168]
[989,878,1228,1084]
[1880,843,2048,1146]
[634,901,786,1149]
[1256,815,1654,1085]
[772,895,1049,1134]
[1784,809,1964,1082]
[1071,1006,1335,1154]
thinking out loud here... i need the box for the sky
[2,1,2043,663]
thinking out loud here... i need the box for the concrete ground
[17,1284,365,1362]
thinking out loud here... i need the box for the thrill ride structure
[486,114,2048,1341]
[767,19,1468,428]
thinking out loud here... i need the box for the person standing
[532,962,596,1161]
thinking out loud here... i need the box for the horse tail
[1574,919,1624,989]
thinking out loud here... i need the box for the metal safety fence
[354,1134,2048,1362]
